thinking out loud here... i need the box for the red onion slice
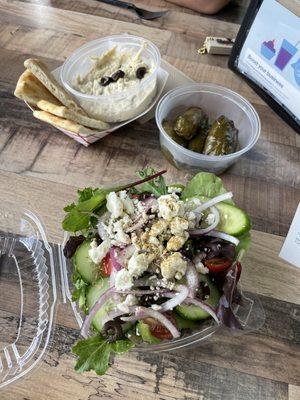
[160,285,189,311]
[186,263,199,298]
[123,307,180,338]
[162,293,219,324]
[109,247,123,271]
[81,287,115,338]
[194,192,233,213]
[184,298,219,324]
[189,206,220,235]
[101,306,137,326]
[116,289,168,296]
[207,231,240,246]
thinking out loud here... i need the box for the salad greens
[134,167,167,197]
[71,272,89,312]
[181,172,234,204]
[72,335,134,376]
[62,168,167,233]
[63,168,252,377]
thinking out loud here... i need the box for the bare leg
[166,0,231,14]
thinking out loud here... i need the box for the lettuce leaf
[181,172,234,204]
[72,335,134,376]
[134,167,167,197]
[71,272,89,312]
[62,189,108,232]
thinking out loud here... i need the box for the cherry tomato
[143,315,177,340]
[102,253,113,276]
[204,257,232,273]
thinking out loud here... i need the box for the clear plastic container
[60,35,161,122]
[156,84,261,175]
[0,205,265,388]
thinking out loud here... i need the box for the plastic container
[0,204,265,388]
[156,84,261,175]
[60,35,161,122]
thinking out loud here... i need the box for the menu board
[229,0,300,133]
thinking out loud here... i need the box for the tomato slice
[204,257,232,273]
[102,253,113,276]
[143,315,177,340]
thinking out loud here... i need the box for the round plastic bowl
[60,35,161,122]
[155,84,261,175]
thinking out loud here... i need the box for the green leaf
[72,336,111,375]
[77,187,96,203]
[76,191,107,212]
[72,272,88,310]
[62,189,108,233]
[64,203,76,212]
[111,339,134,354]
[136,167,167,197]
[62,210,91,232]
[181,172,234,204]
[72,336,135,376]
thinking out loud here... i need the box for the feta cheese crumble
[115,269,133,291]
[160,252,187,279]
[193,255,209,274]
[88,239,110,264]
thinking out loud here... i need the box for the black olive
[102,320,124,343]
[140,293,155,307]
[136,67,147,80]
[196,281,211,300]
[94,233,102,246]
[63,235,85,259]
[100,76,112,86]
[111,69,125,82]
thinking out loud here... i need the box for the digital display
[237,0,300,124]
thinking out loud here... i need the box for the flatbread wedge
[37,100,109,130]
[33,110,97,137]
[14,70,61,107]
[15,70,109,130]
[24,58,87,116]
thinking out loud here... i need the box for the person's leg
[166,0,231,14]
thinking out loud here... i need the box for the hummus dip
[73,45,157,123]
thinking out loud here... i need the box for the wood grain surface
[0,0,299,399]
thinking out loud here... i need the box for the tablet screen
[236,0,300,124]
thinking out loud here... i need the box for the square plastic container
[0,204,265,388]
[60,35,161,122]
[156,84,261,175]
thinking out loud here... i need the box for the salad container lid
[0,204,60,388]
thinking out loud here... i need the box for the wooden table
[0,0,299,399]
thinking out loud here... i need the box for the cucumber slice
[216,202,251,236]
[176,275,220,320]
[173,313,198,330]
[73,240,98,284]
[86,278,116,332]
[194,196,251,236]
[136,321,161,344]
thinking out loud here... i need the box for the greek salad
[62,168,251,375]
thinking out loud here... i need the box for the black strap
[97,0,134,10]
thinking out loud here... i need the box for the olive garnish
[136,67,147,79]
[102,320,123,343]
[100,76,113,87]
[111,69,125,82]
